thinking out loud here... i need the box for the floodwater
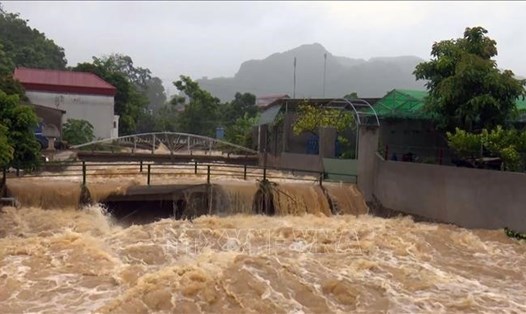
[1,182,526,313]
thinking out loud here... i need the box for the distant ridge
[197,43,426,101]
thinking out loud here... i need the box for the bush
[62,119,95,145]
[447,125,526,171]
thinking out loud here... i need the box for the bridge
[71,132,259,164]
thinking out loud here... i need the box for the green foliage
[145,76,167,111]
[0,7,66,71]
[221,92,257,124]
[97,53,152,90]
[173,76,221,137]
[293,101,355,136]
[447,126,526,171]
[0,74,28,101]
[137,104,180,133]
[0,91,40,170]
[0,42,14,75]
[446,128,482,158]
[0,123,13,167]
[218,92,258,146]
[62,119,95,145]
[225,113,259,147]
[480,126,526,171]
[505,227,526,241]
[414,26,526,132]
[343,92,359,100]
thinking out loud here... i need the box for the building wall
[373,155,526,232]
[322,158,358,183]
[379,118,450,163]
[263,152,323,173]
[112,115,120,139]
[26,91,115,139]
[357,126,379,202]
[267,112,357,156]
[33,105,63,138]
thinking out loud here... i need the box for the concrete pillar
[319,127,337,158]
[258,125,268,153]
[258,124,269,167]
[282,113,294,153]
[357,125,379,202]
[47,137,56,151]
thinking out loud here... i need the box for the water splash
[1,207,525,313]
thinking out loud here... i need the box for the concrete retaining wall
[373,154,526,232]
[263,152,323,172]
[322,158,357,183]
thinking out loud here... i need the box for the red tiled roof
[14,67,117,96]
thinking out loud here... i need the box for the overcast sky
[4,1,526,94]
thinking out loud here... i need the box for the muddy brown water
[1,178,525,313]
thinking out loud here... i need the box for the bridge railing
[3,160,357,187]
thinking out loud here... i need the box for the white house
[14,67,119,140]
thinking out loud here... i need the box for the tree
[414,26,526,132]
[173,76,221,137]
[293,101,354,136]
[0,74,27,101]
[220,92,257,125]
[136,103,180,133]
[0,123,13,167]
[62,119,95,145]
[0,7,66,71]
[144,76,167,111]
[96,53,152,90]
[447,126,526,171]
[0,42,14,75]
[152,105,179,132]
[225,113,259,147]
[0,91,40,170]
[343,92,359,100]
[293,101,356,158]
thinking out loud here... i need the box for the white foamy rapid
[1,204,525,313]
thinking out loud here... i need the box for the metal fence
[379,144,454,165]
[379,144,526,172]
[2,160,358,187]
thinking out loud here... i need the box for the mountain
[197,43,426,102]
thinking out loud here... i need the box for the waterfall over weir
[2,178,526,313]
[5,178,368,224]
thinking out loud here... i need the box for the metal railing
[380,144,454,165]
[379,143,526,172]
[3,160,358,187]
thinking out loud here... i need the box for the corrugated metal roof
[256,104,283,126]
[14,67,116,96]
[256,94,290,108]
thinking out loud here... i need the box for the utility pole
[283,100,288,153]
[293,57,297,98]
[323,53,327,97]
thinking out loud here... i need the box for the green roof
[373,89,431,119]
[394,89,428,102]
[374,89,526,120]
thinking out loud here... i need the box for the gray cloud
[4,1,526,94]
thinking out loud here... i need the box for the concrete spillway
[5,179,368,225]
